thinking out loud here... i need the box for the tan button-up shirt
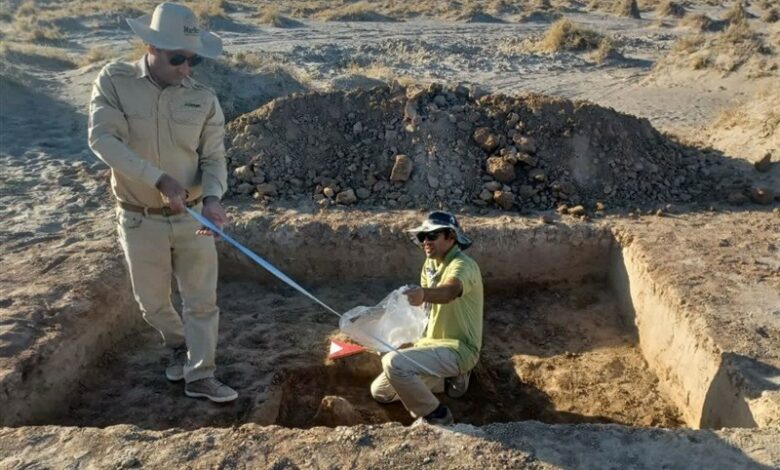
[88,56,227,208]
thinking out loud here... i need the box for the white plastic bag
[339,287,427,352]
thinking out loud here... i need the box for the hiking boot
[185,377,238,403]
[412,404,454,427]
[445,371,470,398]
[165,346,187,382]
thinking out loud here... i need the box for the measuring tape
[186,208,436,376]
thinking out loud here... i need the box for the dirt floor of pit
[42,279,683,430]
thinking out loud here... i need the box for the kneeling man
[371,211,483,425]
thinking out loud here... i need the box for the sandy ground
[1,0,779,468]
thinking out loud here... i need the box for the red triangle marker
[328,340,366,360]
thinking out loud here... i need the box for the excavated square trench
[9,220,723,431]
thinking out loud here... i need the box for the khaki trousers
[370,346,460,418]
[116,206,219,383]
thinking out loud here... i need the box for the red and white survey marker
[328,340,366,360]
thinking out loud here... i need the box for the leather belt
[118,197,202,216]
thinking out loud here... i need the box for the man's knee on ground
[381,351,406,377]
[370,374,397,404]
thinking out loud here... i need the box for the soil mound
[225,83,744,212]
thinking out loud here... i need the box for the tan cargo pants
[116,205,219,383]
[370,346,460,418]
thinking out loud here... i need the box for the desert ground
[0,0,779,468]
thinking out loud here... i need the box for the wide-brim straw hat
[126,2,222,59]
[407,211,473,250]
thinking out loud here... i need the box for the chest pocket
[169,95,209,151]
[170,97,209,125]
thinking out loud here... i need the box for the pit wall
[218,214,614,286]
[610,236,776,429]
[0,256,141,427]
[609,244,718,428]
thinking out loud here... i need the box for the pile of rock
[224,83,755,212]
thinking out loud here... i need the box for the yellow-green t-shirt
[415,246,484,372]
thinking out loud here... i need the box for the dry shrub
[188,0,227,24]
[538,19,604,53]
[62,0,153,18]
[13,16,63,44]
[615,0,641,19]
[719,20,771,72]
[664,19,773,73]
[589,38,622,64]
[656,1,686,18]
[673,34,705,54]
[255,5,303,28]
[682,13,717,32]
[454,5,505,23]
[485,0,519,15]
[723,1,750,24]
[689,54,710,69]
[722,18,759,45]
[0,41,77,69]
[346,61,395,80]
[586,0,602,12]
[534,0,553,10]
[80,46,116,66]
[16,0,38,17]
[315,2,397,22]
[753,0,772,10]
[762,8,779,23]
[228,50,265,70]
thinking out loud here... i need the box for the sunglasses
[416,230,448,243]
[168,53,202,67]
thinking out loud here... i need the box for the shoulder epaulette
[103,60,136,77]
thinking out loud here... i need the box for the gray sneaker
[445,371,471,398]
[164,346,187,382]
[185,377,238,403]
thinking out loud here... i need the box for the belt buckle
[161,206,172,217]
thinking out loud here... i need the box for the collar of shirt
[135,54,193,89]
[426,245,462,287]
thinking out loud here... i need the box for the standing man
[88,2,235,402]
[370,211,484,425]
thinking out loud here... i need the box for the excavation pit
[3,213,772,431]
[40,280,682,430]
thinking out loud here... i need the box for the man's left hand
[197,197,227,239]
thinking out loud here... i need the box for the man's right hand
[403,286,426,307]
[155,174,187,212]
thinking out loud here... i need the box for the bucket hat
[126,2,222,59]
[408,211,472,250]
